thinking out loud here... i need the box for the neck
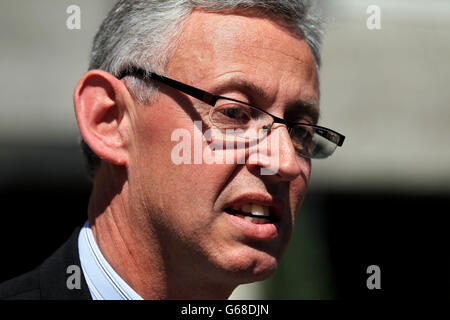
[87,164,234,299]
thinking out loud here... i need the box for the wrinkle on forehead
[191,7,305,44]
[178,10,308,61]
[166,9,319,107]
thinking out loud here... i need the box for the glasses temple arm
[117,67,219,106]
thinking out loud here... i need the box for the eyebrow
[212,77,320,124]
[285,99,320,125]
[211,78,273,104]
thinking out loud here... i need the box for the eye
[290,125,314,155]
[293,126,313,140]
[213,103,252,125]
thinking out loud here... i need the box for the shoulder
[0,267,41,299]
[0,227,91,300]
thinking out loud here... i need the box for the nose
[245,124,303,181]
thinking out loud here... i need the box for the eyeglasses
[117,67,345,159]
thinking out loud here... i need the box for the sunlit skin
[74,9,319,299]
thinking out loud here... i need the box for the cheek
[130,114,236,219]
[171,162,235,222]
[291,182,306,214]
[291,159,311,216]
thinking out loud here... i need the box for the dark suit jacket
[0,227,92,300]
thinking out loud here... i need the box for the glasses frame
[117,67,346,153]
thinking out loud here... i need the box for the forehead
[166,9,319,105]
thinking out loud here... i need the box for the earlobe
[73,70,131,167]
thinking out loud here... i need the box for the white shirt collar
[78,220,143,300]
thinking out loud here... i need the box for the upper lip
[224,192,284,222]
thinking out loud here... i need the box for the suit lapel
[38,227,92,300]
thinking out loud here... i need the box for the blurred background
[1,0,449,299]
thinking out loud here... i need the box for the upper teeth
[232,203,270,217]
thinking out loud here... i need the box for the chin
[220,246,281,285]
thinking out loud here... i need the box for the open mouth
[224,203,275,224]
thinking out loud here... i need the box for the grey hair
[81,0,323,180]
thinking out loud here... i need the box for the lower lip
[225,212,279,241]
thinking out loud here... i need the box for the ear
[73,70,133,167]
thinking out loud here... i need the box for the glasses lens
[210,100,340,159]
[291,125,338,159]
[210,100,273,139]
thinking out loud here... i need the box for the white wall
[311,0,450,192]
[0,1,113,143]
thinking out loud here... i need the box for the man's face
[126,10,319,288]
